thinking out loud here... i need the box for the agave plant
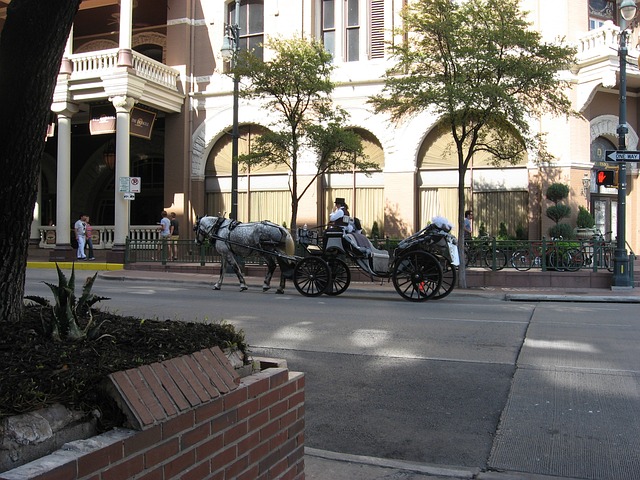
[25,264,110,342]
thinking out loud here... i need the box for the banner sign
[89,104,116,135]
[130,106,156,139]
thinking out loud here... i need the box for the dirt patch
[0,306,248,431]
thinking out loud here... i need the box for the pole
[229,0,240,220]
[613,27,631,287]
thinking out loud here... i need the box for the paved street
[24,268,640,479]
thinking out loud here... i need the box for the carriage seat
[344,233,390,272]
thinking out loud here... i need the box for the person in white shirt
[74,214,87,260]
[329,198,354,233]
[155,211,171,260]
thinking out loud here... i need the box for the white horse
[194,216,295,293]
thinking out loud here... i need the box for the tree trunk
[0,0,80,322]
[457,165,468,289]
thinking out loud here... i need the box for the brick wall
[0,350,305,480]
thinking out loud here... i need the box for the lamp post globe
[620,0,637,22]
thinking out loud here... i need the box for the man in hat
[329,197,353,232]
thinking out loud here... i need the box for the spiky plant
[25,263,110,341]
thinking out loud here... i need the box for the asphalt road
[24,269,640,478]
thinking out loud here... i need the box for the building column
[49,104,78,261]
[29,176,42,245]
[117,0,134,67]
[108,95,135,261]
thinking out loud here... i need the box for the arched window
[205,125,290,224]
[323,128,384,235]
[417,125,528,237]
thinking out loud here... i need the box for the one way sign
[606,150,640,161]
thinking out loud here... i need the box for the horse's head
[194,216,218,245]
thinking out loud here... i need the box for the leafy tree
[234,37,377,232]
[0,0,81,322]
[368,0,576,287]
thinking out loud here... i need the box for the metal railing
[123,236,634,284]
[125,238,266,266]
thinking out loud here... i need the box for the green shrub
[498,222,509,239]
[576,206,595,228]
[478,222,487,237]
[545,182,571,237]
[371,221,380,238]
[515,224,527,240]
[545,183,569,204]
[549,223,574,240]
[546,204,571,224]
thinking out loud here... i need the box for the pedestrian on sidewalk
[74,214,87,261]
[169,212,180,260]
[156,211,171,261]
[85,216,95,260]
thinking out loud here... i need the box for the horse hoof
[263,286,271,292]
[240,286,248,291]
[213,285,221,291]
[276,289,284,294]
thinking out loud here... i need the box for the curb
[304,447,478,479]
[505,293,640,303]
[27,261,124,271]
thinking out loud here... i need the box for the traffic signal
[595,170,616,187]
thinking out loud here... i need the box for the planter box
[0,348,305,480]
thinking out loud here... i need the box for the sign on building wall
[130,106,156,139]
[89,104,116,135]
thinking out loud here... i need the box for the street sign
[129,177,141,193]
[118,177,142,193]
[119,177,130,192]
[605,150,640,161]
[123,192,135,200]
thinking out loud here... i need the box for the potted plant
[575,206,596,239]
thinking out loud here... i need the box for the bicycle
[581,230,614,272]
[464,236,507,270]
[511,237,584,272]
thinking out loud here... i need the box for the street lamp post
[221,0,240,220]
[613,0,637,288]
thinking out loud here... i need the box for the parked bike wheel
[325,258,351,296]
[561,248,584,272]
[511,249,533,271]
[431,257,456,300]
[483,248,507,270]
[392,251,442,302]
[547,250,563,271]
[293,257,331,297]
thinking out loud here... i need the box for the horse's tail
[283,230,295,256]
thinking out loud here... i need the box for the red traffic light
[595,170,616,187]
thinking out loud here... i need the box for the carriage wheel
[431,257,456,300]
[392,251,442,302]
[293,257,332,297]
[325,258,351,296]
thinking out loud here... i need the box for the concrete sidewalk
[91,267,640,303]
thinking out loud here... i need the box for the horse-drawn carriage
[295,216,459,301]
[193,215,459,301]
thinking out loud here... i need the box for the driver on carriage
[328,198,374,256]
[329,198,354,233]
